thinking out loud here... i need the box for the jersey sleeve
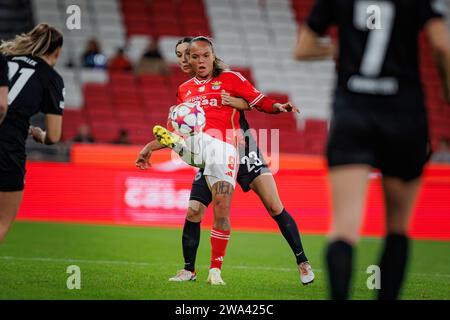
[306,0,335,36]
[0,54,8,87]
[41,72,64,115]
[228,72,276,114]
[418,0,446,28]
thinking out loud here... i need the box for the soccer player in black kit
[0,23,65,243]
[295,0,450,299]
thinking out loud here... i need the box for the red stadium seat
[137,74,170,87]
[109,72,136,85]
[63,109,86,123]
[154,24,182,37]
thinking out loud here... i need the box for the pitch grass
[0,222,449,300]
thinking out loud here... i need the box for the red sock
[210,227,231,270]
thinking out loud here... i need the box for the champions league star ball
[170,102,206,135]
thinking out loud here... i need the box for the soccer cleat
[169,269,197,282]
[206,268,226,285]
[153,125,185,150]
[298,261,315,285]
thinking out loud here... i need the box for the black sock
[272,209,308,264]
[326,240,354,300]
[378,233,409,300]
[182,219,201,272]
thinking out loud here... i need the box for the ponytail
[0,23,63,57]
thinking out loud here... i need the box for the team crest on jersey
[211,81,222,90]
[198,86,205,92]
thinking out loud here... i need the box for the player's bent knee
[266,201,284,217]
[186,202,205,223]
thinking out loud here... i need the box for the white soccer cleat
[206,268,226,285]
[169,269,197,282]
[298,261,315,285]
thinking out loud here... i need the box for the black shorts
[0,142,26,191]
[189,146,270,207]
[327,88,429,181]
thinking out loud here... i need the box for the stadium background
[0,0,449,240]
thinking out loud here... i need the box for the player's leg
[170,170,212,282]
[202,136,237,285]
[377,176,422,300]
[0,191,24,243]
[207,179,233,285]
[375,99,428,300]
[248,173,314,284]
[182,200,206,269]
[170,200,207,282]
[326,164,371,299]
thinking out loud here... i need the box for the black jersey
[238,110,267,165]
[307,0,445,96]
[0,54,8,86]
[0,55,64,148]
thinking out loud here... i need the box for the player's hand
[274,102,300,113]
[135,144,152,170]
[221,90,250,110]
[221,90,234,106]
[29,126,46,144]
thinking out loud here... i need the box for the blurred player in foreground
[0,23,65,244]
[136,37,315,285]
[0,54,8,125]
[295,0,450,299]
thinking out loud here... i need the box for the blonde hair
[0,23,63,57]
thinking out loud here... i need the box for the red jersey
[177,70,275,144]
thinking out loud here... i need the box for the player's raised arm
[273,102,300,113]
[135,139,166,170]
[294,0,335,60]
[295,24,334,60]
[227,72,298,114]
[426,18,450,103]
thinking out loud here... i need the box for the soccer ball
[170,102,206,135]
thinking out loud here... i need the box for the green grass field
[0,221,449,300]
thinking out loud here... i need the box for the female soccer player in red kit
[138,37,315,285]
[152,36,303,285]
